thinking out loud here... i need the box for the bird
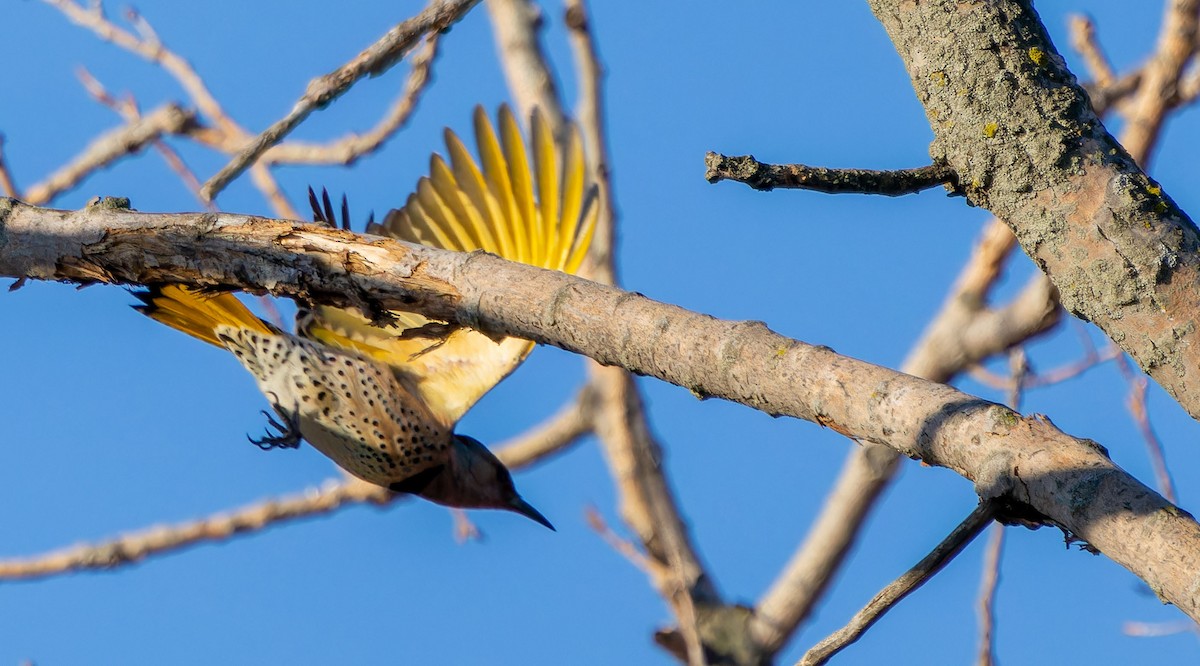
[134,105,597,530]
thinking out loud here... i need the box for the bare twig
[799,503,997,666]
[75,68,211,208]
[54,0,440,178]
[562,2,727,663]
[1006,346,1028,410]
[968,340,1121,392]
[749,220,1056,656]
[485,0,566,132]
[451,508,483,543]
[1123,620,1198,637]
[973,352,1023,666]
[1118,0,1200,163]
[0,479,393,581]
[45,0,237,135]
[201,0,479,201]
[1068,14,1115,87]
[0,392,591,581]
[705,153,958,196]
[23,103,198,205]
[584,506,659,576]
[264,34,441,166]
[566,0,616,276]
[0,135,19,198]
[976,525,1006,666]
[1113,352,1178,503]
[1024,338,1122,388]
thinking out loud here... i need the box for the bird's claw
[249,405,302,450]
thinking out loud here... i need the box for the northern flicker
[134,106,597,529]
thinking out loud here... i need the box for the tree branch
[975,524,1005,666]
[3,200,1198,623]
[262,34,441,167]
[799,503,998,666]
[22,104,198,206]
[748,218,1057,655]
[704,153,957,196]
[868,0,1200,422]
[485,0,566,134]
[200,0,480,201]
[0,390,592,581]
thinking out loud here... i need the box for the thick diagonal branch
[1,200,1197,622]
[868,0,1200,421]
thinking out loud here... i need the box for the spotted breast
[215,325,452,485]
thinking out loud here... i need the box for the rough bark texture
[869,0,1200,420]
[2,198,1199,622]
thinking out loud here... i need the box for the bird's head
[412,434,555,530]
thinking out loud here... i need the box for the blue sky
[2,1,1198,663]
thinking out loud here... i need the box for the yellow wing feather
[474,107,528,264]
[302,105,596,426]
[557,127,587,269]
[499,106,541,264]
[531,110,561,265]
[446,130,514,259]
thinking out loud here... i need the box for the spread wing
[300,105,598,426]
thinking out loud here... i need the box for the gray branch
[2,198,1197,624]
[869,0,1200,420]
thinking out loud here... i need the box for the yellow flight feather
[532,111,561,264]
[499,106,541,263]
[474,107,528,264]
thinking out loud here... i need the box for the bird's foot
[248,404,302,450]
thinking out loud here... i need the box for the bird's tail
[133,285,273,348]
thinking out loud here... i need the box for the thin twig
[584,506,658,576]
[1117,0,1200,163]
[749,220,1053,657]
[451,508,483,543]
[566,0,616,277]
[799,503,997,666]
[1123,620,1198,637]
[55,0,439,179]
[0,394,591,581]
[1112,352,1178,503]
[485,0,566,132]
[46,0,240,137]
[75,67,212,208]
[1006,346,1028,410]
[976,524,1005,666]
[968,341,1121,393]
[22,103,198,205]
[561,1,717,663]
[0,479,393,581]
[0,134,19,198]
[975,354,1020,666]
[264,33,441,166]
[201,0,479,201]
[1068,14,1115,87]
[705,152,958,196]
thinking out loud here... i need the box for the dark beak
[509,496,556,531]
